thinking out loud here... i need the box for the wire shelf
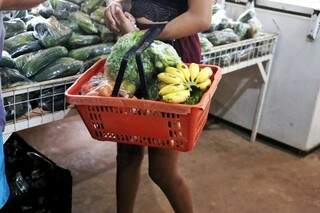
[3,75,80,138]
[201,33,278,73]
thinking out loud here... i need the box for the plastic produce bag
[4,19,26,39]
[199,33,214,53]
[68,33,101,49]
[31,2,54,18]
[4,32,42,57]
[0,67,32,89]
[71,11,98,34]
[32,57,83,82]
[34,16,73,48]
[50,0,80,19]
[2,133,72,213]
[14,52,34,71]
[237,2,262,38]
[78,55,108,74]
[233,22,251,40]
[26,16,47,31]
[69,43,113,61]
[60,19,81,32]
[90,6,105,24]
[81,73,134,98]
[205,28,240,46]
[94,22,116,42]
[81,0,105,14]
[205,3,233,32]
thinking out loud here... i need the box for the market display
[200,3,262,48]
[0,0,116,122]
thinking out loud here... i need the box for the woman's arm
[0,0,46,10]
[158,0,213,40]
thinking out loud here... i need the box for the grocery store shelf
[2,75,80,142]
[201,33,278,143]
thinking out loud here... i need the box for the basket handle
[112,24,166,98]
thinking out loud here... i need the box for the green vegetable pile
[106,31,182,100]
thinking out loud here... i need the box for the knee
[149,167,181,189]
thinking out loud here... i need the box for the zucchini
[0,67,32,89]
[81,0,104,14]
[90,7,105,24]
[50,0,80,19]
[68,33,101,49]
[21,46,68,78]
[4,32,42,57]
[233,22,251,40]
[34,17,73,48]
[14,52,34,71]
[69,43,113,61]
[4,19,26,39]
[94,22,115,42]
[71,11,98,34]
[205,29,240,46]
[32,57,83,82]
[60,19,80,32]
[78,55,108,74]
[0,51,16,69]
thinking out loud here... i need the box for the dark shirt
[131,0,188,22]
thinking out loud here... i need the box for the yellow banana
[196,67,213,84]
[177,63,190,82]
[162,90,190,104]
[189,63,200,82]
[158,72,183,84]
[165,67,186,82]
[197,79,212,90]
[159,84,186,96]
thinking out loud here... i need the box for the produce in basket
[49,0,80,19]
[67,33,101,49]
[69,43,113,61]
[71,11,98,34]
[157,63,213,104]
[233,22,251,40]
[106,31,181,99]
[32,57,83,82]
[205,28,240,46]
[90,6,105,24]
[34,17,73,48]
[0,51,16,69]
[3,19,26,39]
[0,67,32,89]
[4,32,42,57]
[81,0,105,14]
[21,46,68,78]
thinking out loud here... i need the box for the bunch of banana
[157,63,213,104]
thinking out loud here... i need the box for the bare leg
[117,144,144,213]
[148,148,193,213]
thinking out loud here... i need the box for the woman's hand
[105,1,137,34]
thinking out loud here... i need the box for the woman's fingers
[115,7,128,24]
[104,3,121,32]
[124,12,136,24]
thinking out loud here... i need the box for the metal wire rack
[201,33,277,74]
[201,33,278,142]
[2,75,80,140]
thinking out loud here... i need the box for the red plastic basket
[66,59,221,152]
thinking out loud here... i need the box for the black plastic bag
[1,133,72,213]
